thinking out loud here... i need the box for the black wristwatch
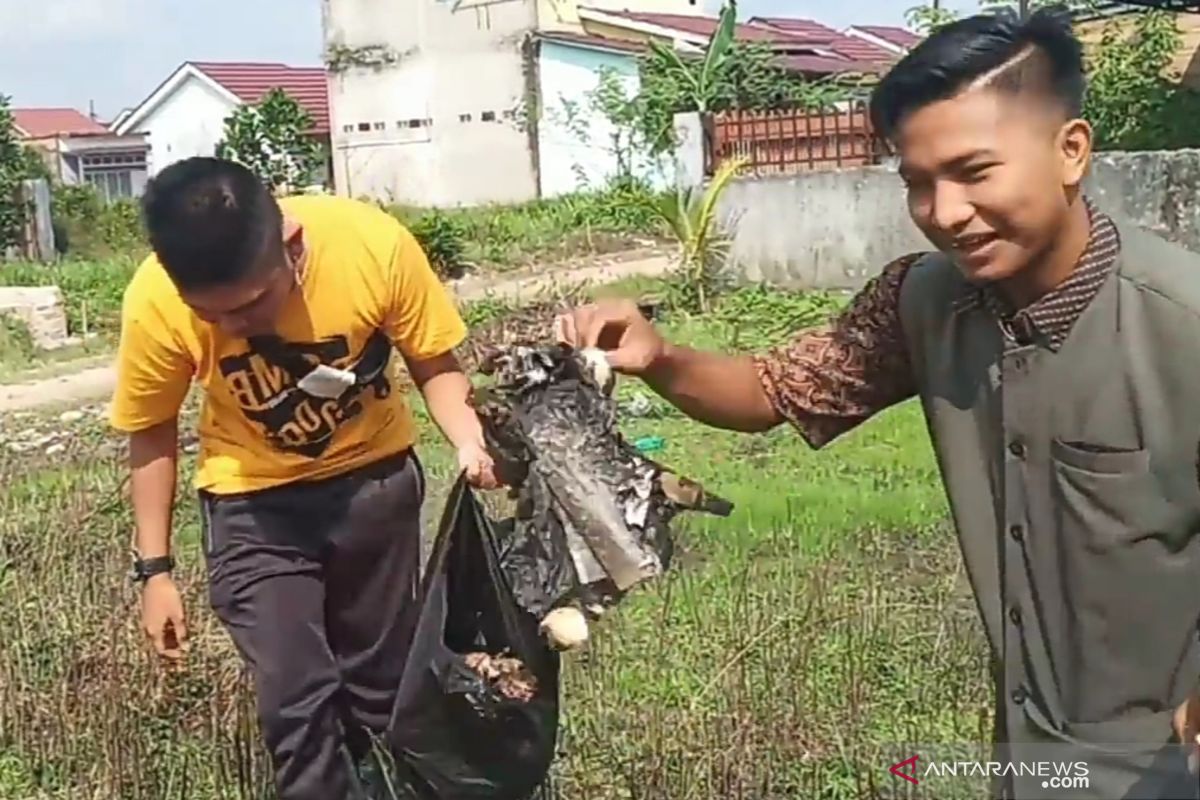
[131,555,175,584]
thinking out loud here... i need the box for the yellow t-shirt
[109,194,467,495]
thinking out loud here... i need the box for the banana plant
[646,0,739,113]
[647,156,749,314]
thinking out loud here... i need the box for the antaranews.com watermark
[877,741,1196,799]
[890,753,1090,791]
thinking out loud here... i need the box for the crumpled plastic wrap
[474,343,734,644]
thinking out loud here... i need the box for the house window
[357,122,371,131]
[459,113,472,123]
[81,151,146,203]
[373,121,386,130]
[481,111,496,122]
[343,124,354,133]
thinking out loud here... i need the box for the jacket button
[1011,687,1028,704]
[1009,607,1021,625]
[1009,525,1024,542]
[1008,441,1026,458]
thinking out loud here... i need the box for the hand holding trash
[473,340,734,654]
[457,438,500,490]
[554,298,666,376]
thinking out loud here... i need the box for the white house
[321,0,703,207]
[322,1,918,206]
[533,32,676,198]
[112,62,331,179]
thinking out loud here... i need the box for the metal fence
[704,102,889,177]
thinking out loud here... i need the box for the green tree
[979,0,1099,13]
[646,0,738,115]
[0,95,26,253]
[1083,10,1189,149]
[216,88,323,193]
[633,2,856,154]
[904,4,959,34]
[905,0,1095,32]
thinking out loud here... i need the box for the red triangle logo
[890,754,920,785]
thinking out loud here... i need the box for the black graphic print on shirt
[218,330,392,458]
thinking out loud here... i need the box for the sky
[0,0,981,121]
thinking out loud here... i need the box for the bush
[406,209,469,279]
[51,186,146,261]
[0,259,137,337]
[389,180,669,270]
[0,313,36,370]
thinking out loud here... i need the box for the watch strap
[132,555,175,583]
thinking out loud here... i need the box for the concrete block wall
[0,286,72,350]
[710,149,1200,291]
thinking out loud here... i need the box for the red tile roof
[536,31,649,55]
[780,54,881,76]
[191,62,330,134]
[750,16,840,40]
[750,17,897,63]
[853,25,922,49]
[12,108,109,138]
[594,11,898,67]
[590,10,800,44]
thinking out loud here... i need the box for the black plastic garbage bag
[387,474,560,800]
[474,343,734,644]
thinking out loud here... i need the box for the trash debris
[461,651,539,703]
[623,393,656,418]
[473,343,734,652]
[633,435,665,454]
[538,606,589,651]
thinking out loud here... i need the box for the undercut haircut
[869,5,1086,142]
[141,157,283,292]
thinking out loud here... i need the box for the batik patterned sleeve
[750,253,926,449]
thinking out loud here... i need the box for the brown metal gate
[704,102,889,176]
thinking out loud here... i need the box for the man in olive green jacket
[559,9,1200,799]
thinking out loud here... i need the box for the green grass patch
[391,182,668,271]
[0,286,990,799]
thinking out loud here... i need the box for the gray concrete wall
[716,149,1200,290]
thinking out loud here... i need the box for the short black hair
[869,5,1085,141]
[141,157,283,291]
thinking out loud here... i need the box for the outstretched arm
[558,252,925,448]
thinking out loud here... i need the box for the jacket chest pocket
[1050,438,1200,723]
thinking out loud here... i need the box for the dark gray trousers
[200,450,425,800]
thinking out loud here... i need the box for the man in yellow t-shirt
[110,157,496,800]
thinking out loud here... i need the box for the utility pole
[1019,0,1030,16]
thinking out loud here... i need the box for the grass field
[0,287,993,799]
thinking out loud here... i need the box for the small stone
[59,411,84,424]
[45,443,66,456]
